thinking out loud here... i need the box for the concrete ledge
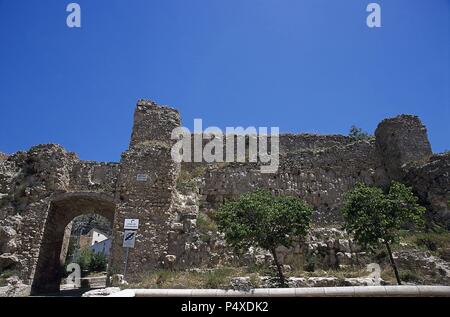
[324,287,355,297]
[418,285,450,297]
[353,286,388,297]
[108,286,450,297]
[295,287,325,297]
[108,289,135,297]
[385,285,420,296]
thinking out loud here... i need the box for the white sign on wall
[136,174,148,182]
[124,219,139,230]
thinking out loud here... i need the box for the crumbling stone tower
[109,100,181,279]
[375,115,432,181]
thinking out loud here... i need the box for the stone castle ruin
[0,99,448,294]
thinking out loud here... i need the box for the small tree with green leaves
[89,252,108,272]
[77,248,93,273]
[216,190,312,287]
[75,248,108,275]
[349,125,371,140]
[342,181,425,285]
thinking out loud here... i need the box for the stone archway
[30,192,116,295]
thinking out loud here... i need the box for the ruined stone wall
[279,134,356,154]
[69,161,120,194]
[187,114,441,226]
[180,133,386,225]
[403,152,450,228]
[192,138,387,225]
[173,113,447,270]
[1,99,448,292]
[182,133,355,163]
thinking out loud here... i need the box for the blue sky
[0,0,448,162]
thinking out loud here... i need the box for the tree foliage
[216,189,312,285]
[342,181,426,284]
[76,248,108,274]
[349,125,371,140]
[342,182,425,250]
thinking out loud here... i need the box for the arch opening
[31,193,116,295]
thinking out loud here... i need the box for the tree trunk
[385,242,401,285]
[349,239,360,266]
[270,248,286,287]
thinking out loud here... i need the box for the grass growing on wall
[176,165,207,193]
[397,230,450,260]
[0,269,19,287]
[196,212,218,233]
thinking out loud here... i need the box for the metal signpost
[123,219,139,279]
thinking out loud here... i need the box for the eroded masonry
[0,100,448,294]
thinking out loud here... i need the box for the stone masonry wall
[403,152,450,228]
[0,99,448,293]
[195,138,388,225]
[0,145,78,286]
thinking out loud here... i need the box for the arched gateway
[31,192,116,294]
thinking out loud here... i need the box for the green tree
[75,248,108,276]
[349,125,371,140]
[342,181,425,285]
[77,248,93,273]
[216,190,312,286]
[89,252,108,272]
